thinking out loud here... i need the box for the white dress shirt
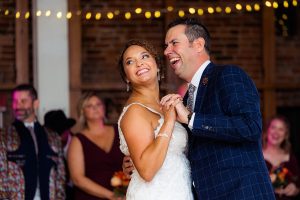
[188,60,210,129]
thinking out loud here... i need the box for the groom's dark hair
[168,18,211,54]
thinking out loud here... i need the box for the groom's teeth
[170,58,179,64]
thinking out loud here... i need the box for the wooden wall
[1,0,300,128]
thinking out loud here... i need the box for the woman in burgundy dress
[263,115,300,200]
[68,92,123,200]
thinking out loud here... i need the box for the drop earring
[126,81,130,92]
[157,70,161,81]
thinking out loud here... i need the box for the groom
[161,18,275,199]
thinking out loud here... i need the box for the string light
[197,8,204,16]
[246,5,252,12]
[167,6,173,12]
[114,10,120,15]
[293,0,298,6]
[125,12,131,20]
[45,10,51,17]
[235,4,242,10]
[95,13,101,20]
[273,2,279,9]
[225,7,231,14]
[85,12,91,20]
[282,14,288,20]
[189,7,196,14]
[66,12,72,19]
[154,11,161,18]
[15,11,20,18]
[1,1,299,20]
[25,11,30,19]
[216,7,222,13]
[265,1,272,7]
[178,10,185,17]
[56,12,62,19]
[36,10,42,16]
[207,7,214,14]
[145,11,151,19]
[107,12,114,19]
[254,4,260,11]
[135,8,142,14]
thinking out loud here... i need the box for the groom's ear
[193,37,205,53]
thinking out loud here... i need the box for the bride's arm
[120,104,176,182]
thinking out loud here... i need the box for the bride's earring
[126,81,130,92]
[157,70,161,81]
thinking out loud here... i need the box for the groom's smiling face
[164,25,199,82]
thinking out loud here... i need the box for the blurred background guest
[263,115,300,200]
[44,109,76,200]
[68,92,123,200]
[0,84,65,199]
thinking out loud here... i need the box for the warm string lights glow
[0,0,298,20]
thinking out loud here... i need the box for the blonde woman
[68,92,123,200]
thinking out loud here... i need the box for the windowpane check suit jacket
[185,62,275,200]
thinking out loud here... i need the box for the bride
[117,39,193,200]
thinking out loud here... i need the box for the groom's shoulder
[213,64,248,77]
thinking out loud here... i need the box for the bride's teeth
[137,68,149,75]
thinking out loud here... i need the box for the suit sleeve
[191,66,262,142]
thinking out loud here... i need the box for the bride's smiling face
[123,45,158,86]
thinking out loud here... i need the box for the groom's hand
[122,156,134,179]
[160,94,190,124]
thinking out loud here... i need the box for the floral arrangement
[110,171,130,197]
[269,166,295,189]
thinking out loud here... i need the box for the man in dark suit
[0,84,65,199]
[161,18,275,199]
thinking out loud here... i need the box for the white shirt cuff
[188,113,195,129]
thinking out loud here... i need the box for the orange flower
[110,171,130,197]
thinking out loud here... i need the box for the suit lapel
[194,62,214,113]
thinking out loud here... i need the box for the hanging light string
[0,0,298,20]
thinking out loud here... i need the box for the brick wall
[0,1,15,84]
[0,0,300,126]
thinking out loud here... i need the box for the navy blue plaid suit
[185,62,275,199]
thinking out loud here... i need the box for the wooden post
[262,6,276,124]
[15,0,29,84]
[68,0,82,127]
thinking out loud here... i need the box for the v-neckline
[80,132,115,154]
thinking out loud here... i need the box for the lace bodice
[118,102,193,200]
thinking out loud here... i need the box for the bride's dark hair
[118,39,164,84]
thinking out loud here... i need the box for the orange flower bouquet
[269,166,295,189]
[110,171,130,197]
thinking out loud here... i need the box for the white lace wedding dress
[118,103,194,200]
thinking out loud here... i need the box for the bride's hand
[122,156,134,179]
[161,101,177,123]
[161,94,190,124]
